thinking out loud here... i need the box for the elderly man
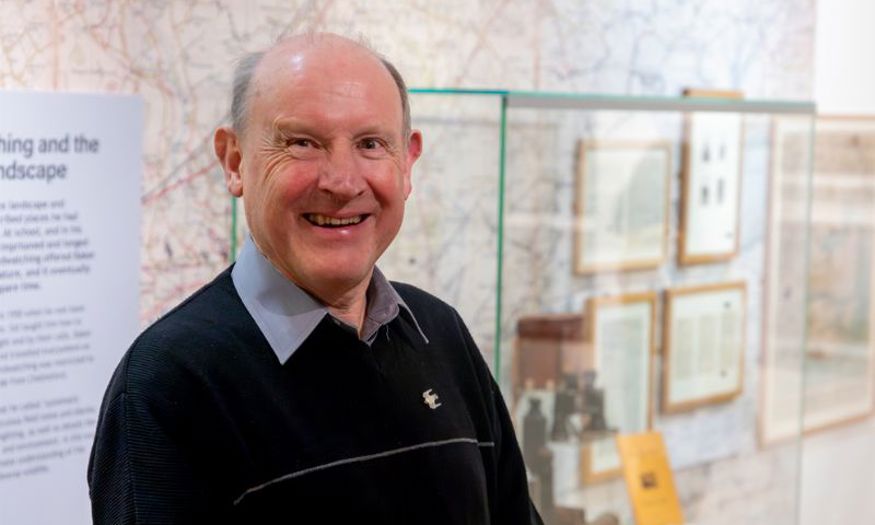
[88,33,542,524]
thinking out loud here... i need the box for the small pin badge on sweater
[422,389,442,409]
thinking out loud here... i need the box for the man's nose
[317,146,367,200]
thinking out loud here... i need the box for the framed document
[761,116,875,444]
[574,141,670,273]
[581,292,656,482]
[678,89,744,265]
[663,282,746,413]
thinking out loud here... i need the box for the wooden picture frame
[574,140,671,274]
[580,292,656,483]
[761,115,875,445]
[760,115,810,445]
[662,282,746,413]
[678,89,744,265]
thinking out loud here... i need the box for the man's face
[219,41,421,299]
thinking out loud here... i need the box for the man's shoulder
[390,281,448,306]
[116,267,258,391]
[390,281,459,322]
[140,267,245,342]
[389,281,478,350]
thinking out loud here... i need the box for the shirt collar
[231,236,428,364]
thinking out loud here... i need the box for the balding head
[230,33,411,142]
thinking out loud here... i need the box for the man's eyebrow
[272,118,314,134]
[354,125,398,140]
[273,119,397,140]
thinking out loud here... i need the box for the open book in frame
[574,141,670,274]
[761,116,875,445]
[580,292,655,483]
[662,282,746,413]
[679,89,744,265]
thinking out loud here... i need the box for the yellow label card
[616,432,684,525]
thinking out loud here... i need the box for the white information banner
[0,91,142,525]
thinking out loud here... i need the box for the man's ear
[215,127,244,197]
[403,130,423,199]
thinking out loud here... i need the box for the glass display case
[232,89,817,525]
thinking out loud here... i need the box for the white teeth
[306,214,364,226]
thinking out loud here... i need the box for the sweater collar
[231,236,428,364]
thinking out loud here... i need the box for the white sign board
[0,91,142,525]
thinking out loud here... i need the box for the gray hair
[229,42,411,141]
[230,50,265,136]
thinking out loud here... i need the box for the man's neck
[291,269,373,336]
[322,280,370,335]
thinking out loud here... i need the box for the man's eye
[360,138,382,150]
[287,138,315,148]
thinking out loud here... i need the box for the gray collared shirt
[231,237,428,364]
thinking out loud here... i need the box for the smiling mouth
[304,213,368,228]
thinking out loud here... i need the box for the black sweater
[88,268,541,524]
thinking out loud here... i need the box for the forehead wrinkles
[328,79,368,100]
